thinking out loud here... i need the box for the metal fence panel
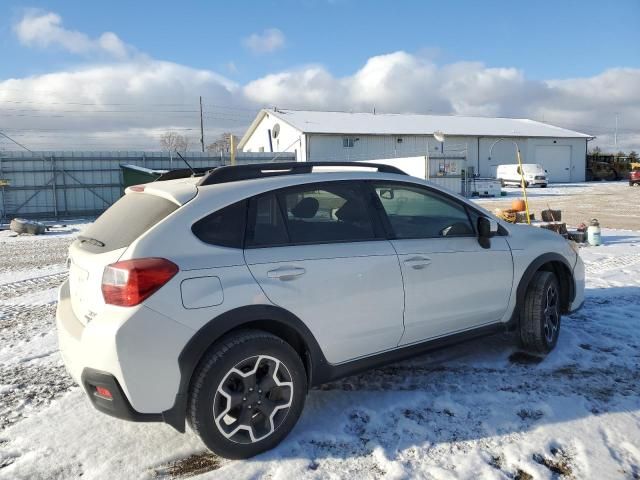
[0,151,295,222]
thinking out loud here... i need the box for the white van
[496,163,548,187]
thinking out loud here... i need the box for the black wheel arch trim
[165,304,330,432]
[508,252,575,329]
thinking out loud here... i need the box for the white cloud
[243,28,285,54]
[0,60,252,150]
[3,11,639,153]
[244,52,640,151]
[14,10,133,59]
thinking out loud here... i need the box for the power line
[0,130,36,154]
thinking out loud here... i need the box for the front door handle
[403,256,432,270]
[267,266,306,280]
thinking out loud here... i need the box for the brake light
[102,258,178,306]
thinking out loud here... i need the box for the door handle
[267,266,306,280]
[403,256,432,270]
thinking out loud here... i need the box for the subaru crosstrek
[56,162,585,459]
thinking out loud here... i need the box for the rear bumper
[56,279,193,431]
[81,368,162,423]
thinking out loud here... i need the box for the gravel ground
[0,229,77,431]
[475,181,640,230]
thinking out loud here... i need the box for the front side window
[373,183,474,239]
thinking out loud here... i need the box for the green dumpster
[120,164,168,188]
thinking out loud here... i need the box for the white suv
[56,162,584,459]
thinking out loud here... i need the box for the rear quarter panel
[122,190,271,333]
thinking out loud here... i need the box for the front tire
[188,330,307,459]
[519,271,561,354]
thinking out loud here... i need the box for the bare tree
[206,132,232,153]
[160,131,191,154]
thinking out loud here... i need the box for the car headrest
[335,200,363,222]
[291,197,319,219]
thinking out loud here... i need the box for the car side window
[373,183,474,239]
[245,193,289,247]
[192,200,247,248]
[280,182,376,244]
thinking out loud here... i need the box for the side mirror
[477,216,498,248]
[379,189,394,200]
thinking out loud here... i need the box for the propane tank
[587,218,602,246]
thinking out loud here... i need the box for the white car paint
[394,235,514,345]
[245,240,405,363]
[56,168,584,416]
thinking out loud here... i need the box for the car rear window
[78,193,179,253]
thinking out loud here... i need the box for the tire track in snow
[585,252,640,275]
[0,364,76,430]
[0,272,67,300]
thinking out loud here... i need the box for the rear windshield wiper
[77,235,105,247]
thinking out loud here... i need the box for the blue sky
[2,0,638,82]
[0,1,639,150]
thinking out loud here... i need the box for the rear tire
[188,329,307,459]
[540,184,547,188]
[519,271,561,355]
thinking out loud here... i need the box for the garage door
[535,146,571,183]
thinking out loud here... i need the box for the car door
[243,181,405,364]
[370,182,514,346]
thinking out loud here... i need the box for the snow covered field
[1,223,640,479]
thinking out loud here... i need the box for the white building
[239,109,593,182]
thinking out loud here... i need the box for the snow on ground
[1,224,640,479]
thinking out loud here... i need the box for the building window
[397,137,403,143]
[343,137,355,148]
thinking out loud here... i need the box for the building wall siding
[308,134,473,163]
[309,134,586,182]
[240,117,587,183]
[242,113,305,161]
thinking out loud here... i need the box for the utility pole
[199,96,205,153]
[230,134,236,166]
[614,113,619,149]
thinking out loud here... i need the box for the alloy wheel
[213,355,293,444]
[543,284,560,343]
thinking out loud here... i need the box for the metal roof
[240,109,592,147]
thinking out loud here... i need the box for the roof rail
[198,161,407,186]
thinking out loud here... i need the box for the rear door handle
[403,256,432,270]
[267,266,306,280]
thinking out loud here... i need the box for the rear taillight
[101,258,178,307]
